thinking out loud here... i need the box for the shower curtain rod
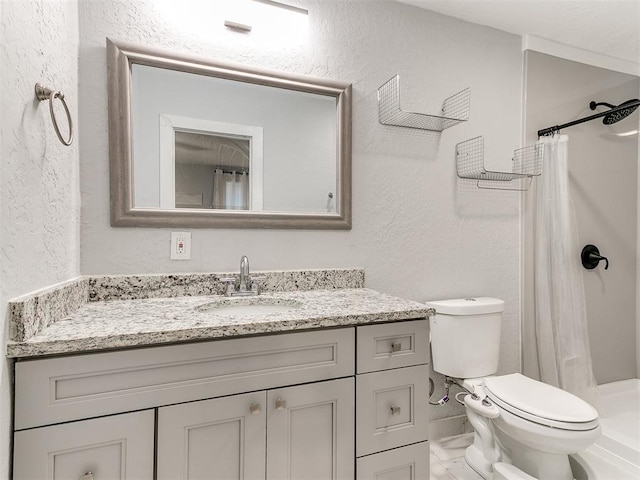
[537,99,640,137]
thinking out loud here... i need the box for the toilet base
[493,462,537,480]
[465,427,578,480]
[465,443,492,480]
[501,443,574,480]
[493,420,577,480]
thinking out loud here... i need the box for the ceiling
[175,131,250,168]
[397,0,640,67]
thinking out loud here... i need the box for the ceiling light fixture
[223,0,309,45]
[224,20,252,33]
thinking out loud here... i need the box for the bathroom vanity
[7,269,433,480]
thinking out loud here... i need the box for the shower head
[589,99,640,125]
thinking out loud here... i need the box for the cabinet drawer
[356,320,428,373]
[13,410,154,480]
[356,441,429,479]
[15,328,355,430]
[356,365,429,457]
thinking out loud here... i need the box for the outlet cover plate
[170,232,191,260]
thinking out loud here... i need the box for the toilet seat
[483,374,599,431]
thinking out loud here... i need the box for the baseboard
[429,414,473,441]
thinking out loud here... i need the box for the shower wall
[523,51,640,384]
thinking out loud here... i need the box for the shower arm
[537,99,640,137]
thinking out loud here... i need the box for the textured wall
[523,52,639,384]
[0,0,80,474]
[78,0,524,420]
[79,0,523,420]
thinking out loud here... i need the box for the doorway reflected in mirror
[173,131,252,210]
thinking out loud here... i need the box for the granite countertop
[6,270,432,358]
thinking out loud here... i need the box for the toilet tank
[426,297,504,379]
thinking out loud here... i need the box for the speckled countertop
[6,270,432,358]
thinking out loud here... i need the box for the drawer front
[15,328,355,430]
[356,441,429,480]
[357,320,428,374]
[356,365,429,457]
[14,410,154,480]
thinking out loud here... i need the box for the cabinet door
[267,377,354,480]
[157,391,266,480]
[13,410,154,480]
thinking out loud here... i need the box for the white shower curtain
[535,134,599,408]
[212,170,249,210]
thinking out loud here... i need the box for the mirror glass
[174,131,252,210]
[108,38,352,229]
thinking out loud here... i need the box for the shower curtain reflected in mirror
[534,134,599,408]
[213,169,249,210]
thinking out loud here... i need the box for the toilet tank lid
[426,297,504,315]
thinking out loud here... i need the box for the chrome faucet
[239,255,250,292]
[221,255,264,296]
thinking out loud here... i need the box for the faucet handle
[219,277,237,296]
[249,275,265,293]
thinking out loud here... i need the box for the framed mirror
[107,38,352,229]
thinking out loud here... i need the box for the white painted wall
[523,51,639,384]
[79,0,523,420]
[0,0,80,475]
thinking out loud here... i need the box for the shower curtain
[534,134,600,408]
[213,169,249,210]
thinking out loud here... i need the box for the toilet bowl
[426,298,601,480]
[459,374,600,479]
[484,373,600,479]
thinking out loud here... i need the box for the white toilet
[427,297,601,480]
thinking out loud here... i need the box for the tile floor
[430,433,640,480]
[430,433,483,480]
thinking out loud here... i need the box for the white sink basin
[198,298,301,316]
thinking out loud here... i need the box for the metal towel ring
[35,83,74,146]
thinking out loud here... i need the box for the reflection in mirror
[108,38,352,229]
[157,114,263,211]
[175,132,251,211]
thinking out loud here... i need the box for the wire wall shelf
[377,75,470,131]
[456,136,544,191]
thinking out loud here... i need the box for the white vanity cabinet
[13,328,355,480]
[355,320,431,479]
[157,378,354,480]
[13,318,429,480]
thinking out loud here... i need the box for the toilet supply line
[429,377,449,406]
[429,376,472,407]
[429,376,451,406]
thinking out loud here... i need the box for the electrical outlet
[170,232,191,260]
